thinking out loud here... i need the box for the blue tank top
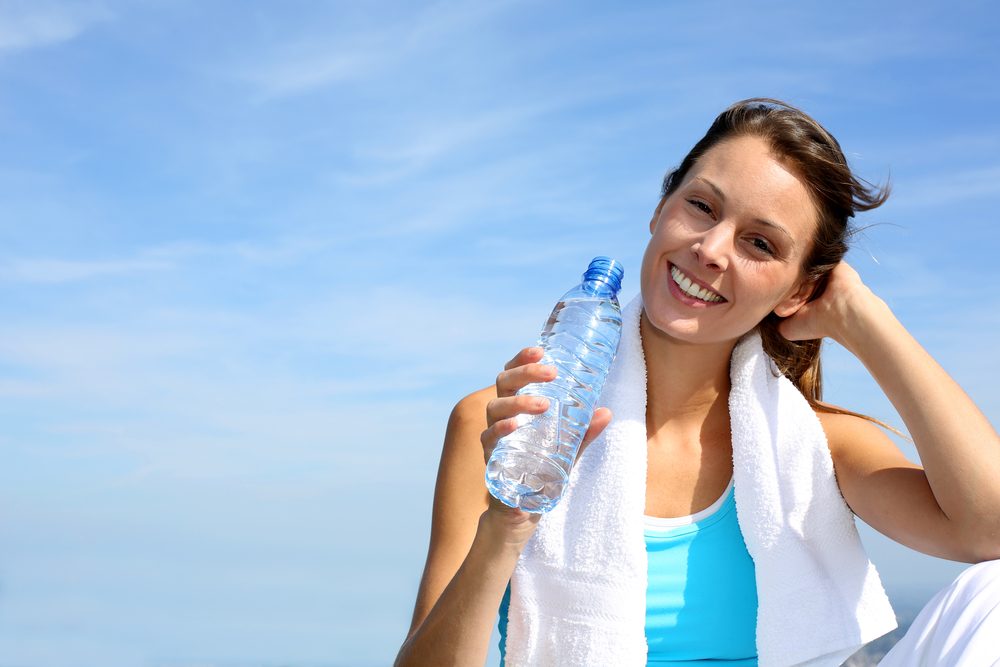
[497,478,758,666]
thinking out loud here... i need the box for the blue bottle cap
[583,256,624,294]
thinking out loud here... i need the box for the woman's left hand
[782,261,1000,562]
[778,261,881,343]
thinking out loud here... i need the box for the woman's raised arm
[782,262,1000,562]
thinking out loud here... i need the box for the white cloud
[351,106,543,175]
[0,0,112,53]
[242,49,377,99]
[0,256,172,283]
[891,165,1000,208]
[236,1,520,100]
[0,234,343,285]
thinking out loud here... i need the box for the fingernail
[534,398,549,409]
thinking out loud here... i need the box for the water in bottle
[485,257,624,513]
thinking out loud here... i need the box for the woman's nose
[692,223,731,272]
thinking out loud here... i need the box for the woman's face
[640,134,820,345]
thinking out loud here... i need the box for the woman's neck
[639,310,736,440]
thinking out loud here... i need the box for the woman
[394,99,1000,666]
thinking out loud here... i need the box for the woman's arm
[816,410,974,562]
[394,388,507,667]
[782,262,1000,562]
[395,349,611,666]
[397,497,529,667]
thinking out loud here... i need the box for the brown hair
[661,97,899,430]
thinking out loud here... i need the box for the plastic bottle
[485,256,624,514]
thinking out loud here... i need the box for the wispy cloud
[236,1,520,99]
[0,233,344,285]
[335,105,547,185]
[0,0,111,53]
[764,27,956,67]
[0,256,171,283]
[241,49,375,99]
[892,165,1000,208]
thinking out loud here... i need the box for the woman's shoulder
[427,388,496,508]
[436,386,497,490]
[811,406,900,460]
[450,385,496,430]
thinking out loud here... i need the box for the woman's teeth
[670,265,724,303]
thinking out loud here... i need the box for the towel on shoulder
[503,293,897,667]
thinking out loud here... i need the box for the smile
[670,264,726,303]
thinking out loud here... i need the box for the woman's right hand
[478,346,613,554]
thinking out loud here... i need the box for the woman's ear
[773,277,817,318]
[649,196,667,234]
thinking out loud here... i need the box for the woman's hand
[778,261,883,344]
[479,346,613,552]
[780,264,1000,563]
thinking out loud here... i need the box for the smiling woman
[393,99,1000,667]
[641,134,821,345]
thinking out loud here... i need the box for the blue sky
[1,1,998,665]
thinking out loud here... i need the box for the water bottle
[485,257,624,514]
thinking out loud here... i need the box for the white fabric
[642,475,733,529]
[879,559,1000,666]
[503,294,897,667]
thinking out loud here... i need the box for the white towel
[504,294,897,667]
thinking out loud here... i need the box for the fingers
[496,349,557,398]
[486,394,550,427]
[504,346,543,371]
[480,395,550,463]
[480,415,519,464]
[483,405,614,466]
[482,394,549,458]
[489,345,608,468]
[482,347,557,464]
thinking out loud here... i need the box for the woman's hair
[661,98,896,427]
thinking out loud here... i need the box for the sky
[1,0,998,665]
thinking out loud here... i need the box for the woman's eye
[687,199,713,216]
[750,237,775,255]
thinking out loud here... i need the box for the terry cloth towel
[503,293,897,667]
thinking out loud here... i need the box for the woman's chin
[640,309,758,348]
[642,310,709,343]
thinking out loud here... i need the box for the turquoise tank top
[497,478,758,666]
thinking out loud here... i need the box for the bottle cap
[583,256,624,294]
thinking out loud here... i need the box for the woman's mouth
[669,264,726,304]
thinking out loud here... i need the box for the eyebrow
[694,177,795,244]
